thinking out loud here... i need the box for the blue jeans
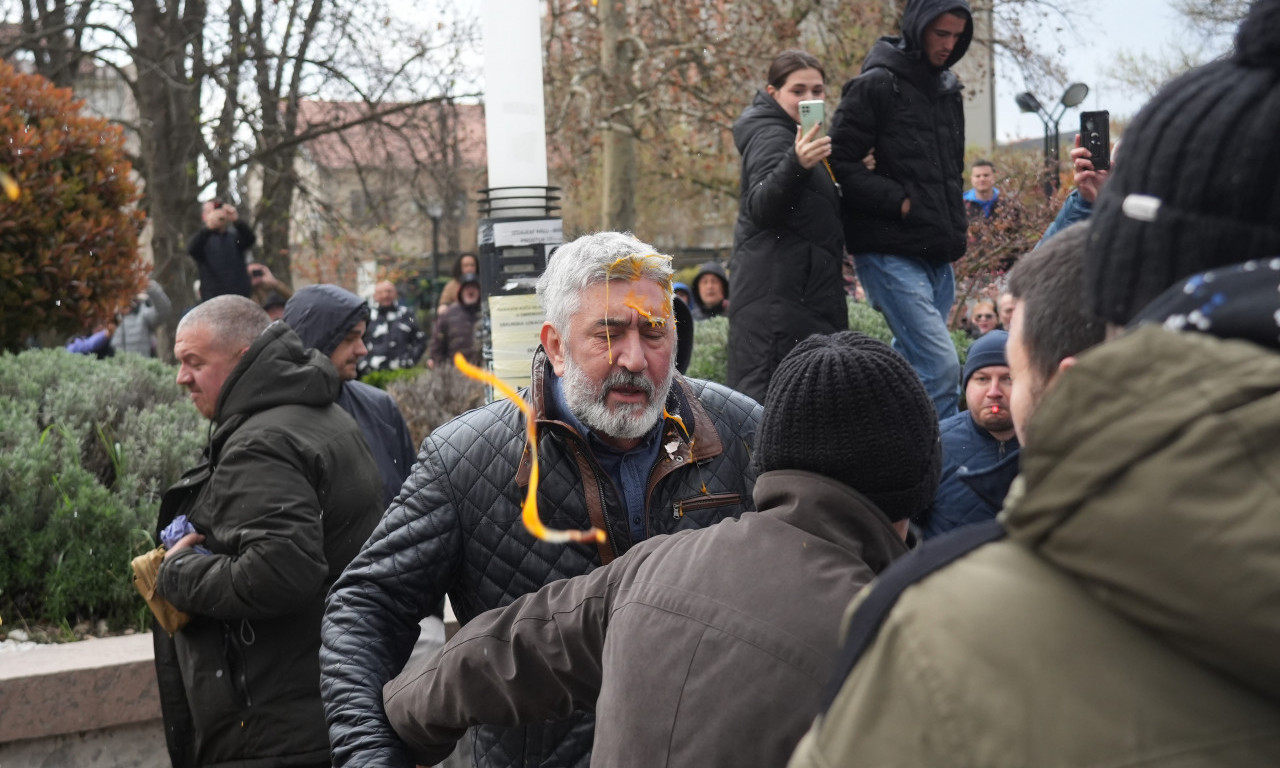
[854,253,960,419]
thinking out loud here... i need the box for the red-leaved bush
[0,60,145,351]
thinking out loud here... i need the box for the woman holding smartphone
[727,50,850,404]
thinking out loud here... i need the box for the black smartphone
[1080,110,1110,171]
[250,267,265,278]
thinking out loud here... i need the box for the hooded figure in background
[428,272,483,369]
[690,261,730,320]
[284,284,417,509]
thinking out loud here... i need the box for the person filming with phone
[727,50,852,404]
[1037,116,1118,249]
[187,198,257,301]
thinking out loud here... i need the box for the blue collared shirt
[548,373,664,544]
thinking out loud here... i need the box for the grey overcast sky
[993,0,1228,142]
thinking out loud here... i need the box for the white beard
[561,350,675,441]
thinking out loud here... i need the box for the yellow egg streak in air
[454,352,606,545]
[1,172,19,201]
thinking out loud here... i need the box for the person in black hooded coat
[728,50,850,404]
[827,0,972,420]
[283,284,417,509]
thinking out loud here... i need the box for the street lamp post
[1016,82,1090,198]
[425,200,444,285]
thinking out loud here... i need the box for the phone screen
[799,100,825,137]
[1080,110,1111,171]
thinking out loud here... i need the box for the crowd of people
[121,0,1280,766]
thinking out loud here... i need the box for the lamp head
[1060,82,1089,108]
[1016,92,1043,114]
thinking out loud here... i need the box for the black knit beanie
[754,331,941,522]
[1086,0,1280,324]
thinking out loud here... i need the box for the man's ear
[541,323,567,377]
[1044,355,1078,392]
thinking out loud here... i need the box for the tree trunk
[130,0,208,357]
[255,148,298,286]
[599,0,635,232]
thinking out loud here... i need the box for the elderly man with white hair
[320,231,763,768]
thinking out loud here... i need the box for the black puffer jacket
[829,0,972,264]
[153,322,384,768]
[320,348,763,768]
[728,90,848,403]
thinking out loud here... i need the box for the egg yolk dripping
[454,353,607,545]
[603,254,674,365]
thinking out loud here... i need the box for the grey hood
[283,284,370,356]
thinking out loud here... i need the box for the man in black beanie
[789,5,1280,765]
[918,328,1018,540]
[378,331,938,768]
[1085,0,1280,326]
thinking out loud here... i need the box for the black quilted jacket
[320,348,763,768]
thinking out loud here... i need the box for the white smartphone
[798,100,825,137]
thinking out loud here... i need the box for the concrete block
[0,634,160,743]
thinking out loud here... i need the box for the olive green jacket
[789,327,1280,768]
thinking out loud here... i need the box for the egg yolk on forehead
[602,253,673,363]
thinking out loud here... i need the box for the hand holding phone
[1079,110,1110,171]
[798,100,825,138]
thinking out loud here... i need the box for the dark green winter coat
[789,327,1280,767]
[153,322,383,768]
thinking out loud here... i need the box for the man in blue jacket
[918,329,1017,538]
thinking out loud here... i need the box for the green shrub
[846,299,893,343]
[686,316,729,384]
[0,349,203,630]
[360,366,425,391]
[386,365,486,448]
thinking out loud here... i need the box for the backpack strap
[819,519,1007,712]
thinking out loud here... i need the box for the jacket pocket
[671,492,744,530]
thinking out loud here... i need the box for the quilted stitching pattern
[321,374,761,768]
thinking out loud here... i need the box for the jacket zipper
[672,492,742,520]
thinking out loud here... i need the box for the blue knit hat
[962,330,1009,388]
